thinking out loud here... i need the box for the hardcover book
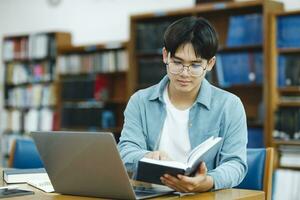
[136,136,222,185]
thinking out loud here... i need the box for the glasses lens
[190,66,204,76]
[169,62,182,74]
[168,62,204,77]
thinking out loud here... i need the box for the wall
[0,0,194,133]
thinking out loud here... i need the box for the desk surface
[1,168,264,200]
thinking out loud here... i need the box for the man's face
[163,43,215,94]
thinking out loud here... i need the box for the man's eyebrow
[173,56,203,63]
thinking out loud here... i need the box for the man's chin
[175,85,193,93]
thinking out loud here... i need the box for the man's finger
[161,176,188,193]
[199,162,207,174]
[153,151,160,160]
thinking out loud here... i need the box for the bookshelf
[56,42,129,141]
[1,32,72,166]
[128,0,283,148]
[268,10,300,170]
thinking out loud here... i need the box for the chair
[9,138,44,169]
[236,148,274,200]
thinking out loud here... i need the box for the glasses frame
[166,52,207,77]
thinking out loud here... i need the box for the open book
[136,136,222,185]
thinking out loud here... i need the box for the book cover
[136,136,222,185]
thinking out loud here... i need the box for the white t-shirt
[158,85,192,163]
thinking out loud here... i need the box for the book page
[140,157,187,169]
[187,137,221,167]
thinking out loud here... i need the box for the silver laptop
[31,131,173,199]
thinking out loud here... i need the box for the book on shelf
[216,52,263,87]
[277,55,300,87]
[273,108,300,140]
[94,74,111,101]
[57,49,127,74]
[273,169,300,200]
[138,58,166,86]
[227,13,262,47]
[277,14,300,48]
[3,34,56,61]
[61,106,116,129]
[136,21,172,52]
[3,168,47,184]
[136,136,222,185]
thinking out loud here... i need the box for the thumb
[198,162,207,175]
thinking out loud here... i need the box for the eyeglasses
[166,52,206,77]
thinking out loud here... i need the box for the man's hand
[160,162,214,193]
[144,151,171,160]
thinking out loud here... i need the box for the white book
[3,168,48,184]
[27,177,54,193]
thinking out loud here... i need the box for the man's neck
[167,84,201,110]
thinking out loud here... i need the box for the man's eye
[192,64,202,68]
[173,61,182,65]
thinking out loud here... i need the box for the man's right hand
[144,151,171,160]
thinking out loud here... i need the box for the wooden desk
[1,169,264,200]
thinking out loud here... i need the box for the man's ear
[162,47,168,64]
[206,56,216,71]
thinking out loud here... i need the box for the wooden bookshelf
[56,42,129,140]
[268,10,300,171]
[278,87,300,93]
[278,102,300,107]
[128,0,283,150]
[1,31,72,167]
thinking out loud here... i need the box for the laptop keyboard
[133,186,157,194]
[133,185,173,198]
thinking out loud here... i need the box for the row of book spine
[5,61,54,85]
[226,13,262,47]
[277,14,300,48]
[135,13,263,52]
[3,34,56,61]
[136,21,172,52]
[216,52,263,87]
[278,55,300,87]
[278,145,300,168]
[273,169,300,200]
[61,106,115,129]
[6,84,56,108]
[57,50,128,74]
[2,108,55,133]
[61,75,111,101]
[273,108,300,140]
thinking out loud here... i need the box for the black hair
[164,16,219,60]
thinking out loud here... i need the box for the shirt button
[189,123,192,127]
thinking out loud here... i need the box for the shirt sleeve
[207,96,248,190]
[117,92,150,173]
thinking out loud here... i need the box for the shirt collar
[149,75,212,110]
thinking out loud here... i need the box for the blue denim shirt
[118,76,248,190]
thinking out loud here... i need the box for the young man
[118,17,247,192]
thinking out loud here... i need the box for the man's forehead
[173,44,204,62]
[172,53,204,62]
